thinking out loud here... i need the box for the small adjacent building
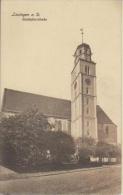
[97,105,117,144]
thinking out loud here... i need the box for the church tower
[71,31,97,140]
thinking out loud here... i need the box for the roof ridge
[96,105,116,126]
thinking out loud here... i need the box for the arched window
[88,67,90,75]
[74,81,77,90]
[85,66,87,74]
[105,126,109,135]
[87,130,90,136]
[86,98,89,104]
[58,121,62,131]
[86,108,89,114]
[87,121,89,126]
[85,66,90,74]
[86,87,88,94]
[55,120,62,131]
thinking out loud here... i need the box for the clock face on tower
[85,78,91,85]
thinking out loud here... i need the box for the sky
[1,0,122,142]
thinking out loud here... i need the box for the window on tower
[58,121,62,131]
[105,126,109,136]
[86,87,89,94]
[87,48,90,55]
[86,98,89,104]
[74,81,77,90]
[82,47,84,53]
[87,121,89,126]
[87,55,91,62]
[85,66,90,74]
[85,66,87,74]
[87,130,90,136]
[86,108,89,114]
[88,67,90,74]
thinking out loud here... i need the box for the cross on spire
[80,28,84,43]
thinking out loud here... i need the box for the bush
[0,109,51,169]
[48,131,75,164]
[95,141,121,163]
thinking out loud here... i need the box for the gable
[96,105,116,126]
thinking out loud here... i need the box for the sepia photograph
[0,0,122,194]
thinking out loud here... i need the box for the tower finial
[80,28,84,44]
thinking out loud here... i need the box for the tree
[77,137,96,163]
[95,142,108,163]
[0,108,51,170]
[47,131,75,164]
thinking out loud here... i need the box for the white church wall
[71,118,82,138]
[48,117,71,135]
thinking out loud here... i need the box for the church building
[1,39,117,145]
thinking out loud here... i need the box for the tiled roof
[96,105,116,126]
[2,88,116,125]
[2,88,71,120]
[76,43,91,50]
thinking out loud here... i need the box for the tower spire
[80,28,84,43]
